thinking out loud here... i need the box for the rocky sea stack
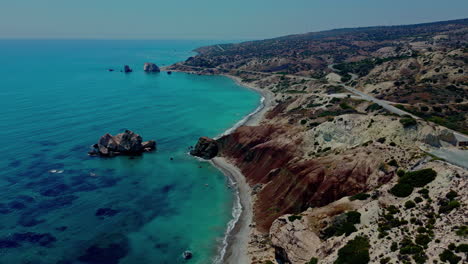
[143,62,160,73]
[190,137,218,159]
[123,65,132,73]
[89,130,156,157]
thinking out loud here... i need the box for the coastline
[164,67,274,263]
[209,74,275,264]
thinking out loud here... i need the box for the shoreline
[164,68,274,263]
[209,74,274,264]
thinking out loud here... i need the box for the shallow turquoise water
[0,40,260,264]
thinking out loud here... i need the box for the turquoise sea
[0,40,260,264]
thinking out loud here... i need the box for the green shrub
[399,169,437,188]
[439,249,461,264]
[377,137,386,143]
[387,205,399,214]
[397,170,406,177]
[288,215,302,222]
[350,193,371,201]
[414,197,423,203]
[400,243,423,255]
[405,200,416,209]
[439,200,460,214]
[446,190,458,200]
[391,242,398,251]
[366,103,382,112]
[301,119,307,125]
[380,257,391,264]
[388,159,399,167]
[323,211,361,238]
[346,211,361,224]
[455,225,467,237]
[413,252,428,264]
[417,227,427,233]
[334,236,370,264]
[415,234,431,246]
[455,244,468,253]
[400,117,417,128]
[307,257,319,264]
[339,102,352,110]
[390,183,414,197]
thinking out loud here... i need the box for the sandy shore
[211,157,253,264]
[211,75,274,264]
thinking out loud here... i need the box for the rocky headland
[181,18,467,264]
[89,130,156,157]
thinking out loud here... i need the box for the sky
[0,0,467,40]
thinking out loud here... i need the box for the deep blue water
[0,40,260,264]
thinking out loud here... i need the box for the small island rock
[124,65,133,73]
[89,130,156,157]
[190,137,218,159]
[143,63,160,73]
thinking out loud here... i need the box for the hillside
[168,18,468,264]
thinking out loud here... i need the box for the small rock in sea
[167,71,172,75]
[183,251,193,260]
[170,157,174,161]
[88,130,156,157]
[143,62,160,73]
[124,65,133,73]
[108,69,114,72]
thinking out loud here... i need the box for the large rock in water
[190,137,218,159]
[89,130,156,157]
[143,63,160,72]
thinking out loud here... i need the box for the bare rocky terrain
[170,18,467,264]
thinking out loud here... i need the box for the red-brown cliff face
[216,125,395,232]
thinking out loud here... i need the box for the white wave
[212,173,243,264]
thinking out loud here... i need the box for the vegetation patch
[350,192,371,201]
[439,249,462,264]
[323,211,361,238]
[288,215,302,222]
[334,236,370,264]
[400,116,417,128]
[390,169,437,197]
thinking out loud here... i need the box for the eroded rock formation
[190,137,219,159]
[143,63,160,73]
[89,130,156,157]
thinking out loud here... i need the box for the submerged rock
[123,65,133,73]
[89,130,156,157]
[183,251,193,260]
[190,137,218,159]
[95,208,119,218]
[79,242,129,264]
[143,62,160,72]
